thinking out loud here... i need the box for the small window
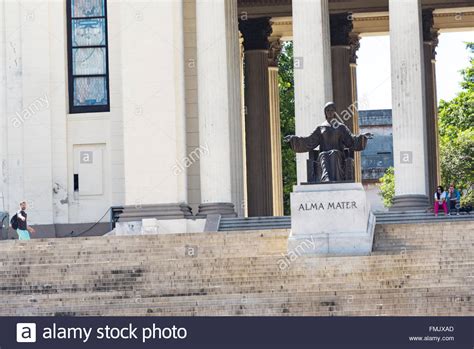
[67,0,110,113]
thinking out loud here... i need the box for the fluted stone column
[268,39,284,216]
[0,3,7,210]
[239,17,274,217]
[239,38,248,217]
[350,33,363,183]
[422,9,441,205]
[292,0,333,184]
[196,0,244,217]
[329,13,362,182]
[389,0,429,210]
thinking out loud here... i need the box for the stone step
[1,262,470,289]
[1,266,470,286]
[0,231,470,254]
[2,242,470,261]
[218,214,474,231]
[1,252,471,267]
[3,289,470,316]
[2,251,472,266]
[2,252,472,270]
[5,290,469,313]
[3,283,470,304]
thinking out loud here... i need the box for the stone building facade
[0,0,473,234]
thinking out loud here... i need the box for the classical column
[239,17,274,217]
[389,0,429,210]
[2,1,56,224]
[120,0,192,221]
[292,0,333,184]
[268,39,284,216]
[0,2,7,211]
[329,13,362,182]
[350,33,363,183]
[422,9,441,205]
[196,0,244,217]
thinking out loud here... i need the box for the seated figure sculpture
[284,102,373,183]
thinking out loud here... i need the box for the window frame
[66,0,111,114]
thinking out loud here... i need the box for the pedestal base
[117,203,193,222]
[289,183,376,256]
[196,202,237,217]
[390,194,430,212]
[111,218,206,236]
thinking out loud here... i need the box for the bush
[379,167,395,208]
[461,187,474,207]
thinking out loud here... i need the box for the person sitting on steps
[433,186,448,217]
[446,183,461,216]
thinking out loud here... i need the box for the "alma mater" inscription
[298,201,358,211]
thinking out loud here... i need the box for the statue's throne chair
[306,148,355,183]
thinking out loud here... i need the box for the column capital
[349,32,361,64]
[239,17,273,51]
[330,13,360,63]
[329,13,353,46]
[422,9,439,59]
[268,39,282,67]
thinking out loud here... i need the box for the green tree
[439,129,474,202]
[438,42,474,200]
[460,42,474,91]
[278,42,296,215]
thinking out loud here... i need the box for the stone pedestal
[112,218,206,236]
[289,183,376,256]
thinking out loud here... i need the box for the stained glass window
[67,0,110,113]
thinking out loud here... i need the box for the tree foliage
[278,42,296,215]
[460,42,474,91]
[438,42,474,200]
[379,167,395,208]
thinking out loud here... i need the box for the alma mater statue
[284,102,373,183]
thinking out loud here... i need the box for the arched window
[67,0,110,113]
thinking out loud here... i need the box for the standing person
[13,201,35,240]
[433,186,448,217]
[446,183,461,215]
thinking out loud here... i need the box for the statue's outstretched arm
[284,128,320,153]
[342,126,373,151]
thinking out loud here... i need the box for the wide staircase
[0,220,472,316]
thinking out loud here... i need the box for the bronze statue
[284,102,373,183]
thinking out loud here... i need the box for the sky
[356,31,474,111]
